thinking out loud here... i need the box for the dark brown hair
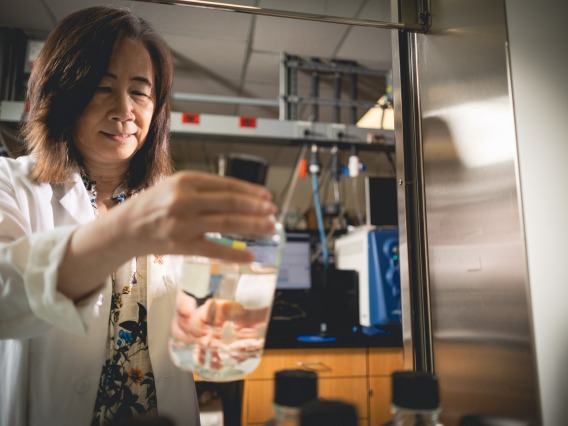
[23,6,174,189]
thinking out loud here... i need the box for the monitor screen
[365,176,398,227]
[276,232,312,290]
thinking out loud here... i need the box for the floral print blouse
[81,172,158,425]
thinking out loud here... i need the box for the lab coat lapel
[146,255,180,382]
[56,173,95,224]
[146,255,177,340]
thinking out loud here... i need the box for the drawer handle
[296,361,331,372]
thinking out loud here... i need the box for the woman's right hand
[120,171,277,263]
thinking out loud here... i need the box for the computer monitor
[276,231,312,290]
[365,176,398,227]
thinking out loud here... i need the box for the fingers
[192,214,276,236]
[191,192,276,216]
[127,171,278,259]
[167,171,277,226]
[187,239,256,263]
[177,171,272,199]
[211,300,245,325]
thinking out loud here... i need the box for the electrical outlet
[327,123,346,140]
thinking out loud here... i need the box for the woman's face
[73,37,155,171]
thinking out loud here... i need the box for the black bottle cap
[274,369,318,407]
[391,370,440,410]
[300,399,358,426]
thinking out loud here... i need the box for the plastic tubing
[311,173,329,266]
[351,177,365,226]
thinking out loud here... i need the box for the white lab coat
[0,155,200,426]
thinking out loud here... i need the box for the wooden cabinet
[241,346,403,426]
[368,347,405,425]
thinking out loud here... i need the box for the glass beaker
[169,222,286,382]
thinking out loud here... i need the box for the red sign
[239,117,257,128]
[181,113,200,124]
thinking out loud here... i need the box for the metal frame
[134,0,431,33]
[393,30,433,374]
[278,54,387,123]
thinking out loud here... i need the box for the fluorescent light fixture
[356,105,394,130]
[382,108,394,130]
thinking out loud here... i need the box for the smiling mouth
[102,132,134,141]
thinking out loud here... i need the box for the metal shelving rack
[170,111,394,152]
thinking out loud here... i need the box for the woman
[0,6,275,426]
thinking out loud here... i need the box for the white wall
[505,1,568,424]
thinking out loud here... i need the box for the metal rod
[286,96,376,109]
[279,52,287,120]
[172,92,279,107]
[420,0,432,30]
[350,72,358,125]
[133,0,424,31]
[311,62,319,122]
[289,56,298,120]
[333,71,342,123]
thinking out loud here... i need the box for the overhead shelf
[0,101,395,153]
[170,112,394,152]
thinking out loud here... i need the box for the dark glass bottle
[385,371,442,426]
[263,369,318,426]
[300,399,358,426]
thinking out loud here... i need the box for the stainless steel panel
[397,0,540,424]
[392,27,415,371]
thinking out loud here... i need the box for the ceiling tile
[258,0,364,17]
[0,0,56,35]
[46,0,131,24]
[357,0,392,21]
[257,0,392,23]
[336,26,393,68]
[173,72,242,97]
[133,2,253,41]
[167,33,249,80]
[243,51,281,84]
[253,15,347,58]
